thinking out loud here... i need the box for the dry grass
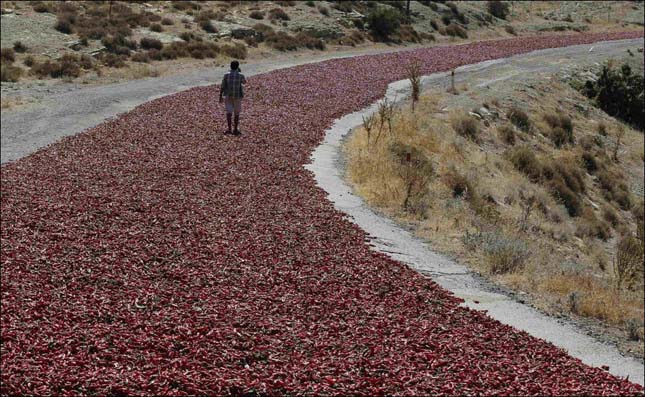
[345,83,645,347]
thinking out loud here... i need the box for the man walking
[219,60,246,135]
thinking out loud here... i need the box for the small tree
[390,142,434,212]
[362,113,376,148]
[407,59,422,111]
[366,7,402,41]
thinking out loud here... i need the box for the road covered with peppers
[2,31,644,395]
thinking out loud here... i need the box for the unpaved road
[307,37,645,385]
[0,43,435,164]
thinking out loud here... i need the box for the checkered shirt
[220,70,246,98]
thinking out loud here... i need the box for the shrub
[200,20,217,33]
[318,5,330,16]
[614,235,645,290]
[581,64,644,131]
[507,106,531,132]
[269,7,290,21]
[161,17,174,25]
[306,0,316,6]
[32,2,53,13]
[55,18,73,34]
[550,178,582,217]
[464,231,528,274]
[445,23,467,38]
[508,146,542,181]
[221,43,247,59]
[550,127,573,148]
[1,48,16,64]
[366,7,402,41]
[498,124,516,145]
[102,35,137,55]
[131,52,150,63]
[101,53,127,68]
[295,32,325,50]
[597,169,632,210]
[551,159,585,195]
[389,142,434,212]
[581,151,599,173]
[487,0,510,19]
[172,1,201,11]
[187,41,219,59]
[505,25,516,35]
[23,55,35,67]
[443,167,475,200]
[180,32,201,42]
[430,19,439,30]
[576,206,611,240]
[150,23,163,32]
[0,63,22,82]
[12,41,28,53]
[140,37,163,50]
[249,10,265,19]
[602,205,620,227]
[451,113,480,140]
[399,25,421,42]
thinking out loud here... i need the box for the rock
[478,107,491,117]
[1,8,14,14]
[66,40,84,51]
[468,111,482,119]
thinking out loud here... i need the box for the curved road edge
[306,38,645,385]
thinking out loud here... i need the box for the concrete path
[306,38,645,385]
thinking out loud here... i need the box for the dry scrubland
[1,0,643,90]
[346,58,645,357]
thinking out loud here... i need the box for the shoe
[233,129,241,135]
[225,130,232,135]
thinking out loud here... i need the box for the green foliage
[582,64,644,131]
[366,6,403,41]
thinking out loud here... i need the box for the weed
[505,25,516,35]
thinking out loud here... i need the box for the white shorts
[225,97,242,114]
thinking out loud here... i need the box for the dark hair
[230,60,239,70]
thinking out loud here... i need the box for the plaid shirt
[220,70,246,98]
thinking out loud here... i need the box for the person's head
[230,60,240,71]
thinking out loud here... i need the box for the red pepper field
[2,31,644,395]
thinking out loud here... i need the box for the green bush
[581,64,644,131]
[366,7,402,41]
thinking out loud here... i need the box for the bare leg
[233,114,240,134]
[226,113,232,133]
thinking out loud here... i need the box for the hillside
[344,41,645,358]
[2,1,643,109]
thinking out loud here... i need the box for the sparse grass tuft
[508,145,542,181]
[498,124,516,145]
[507,106,531,132]
[451,113,480,141]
